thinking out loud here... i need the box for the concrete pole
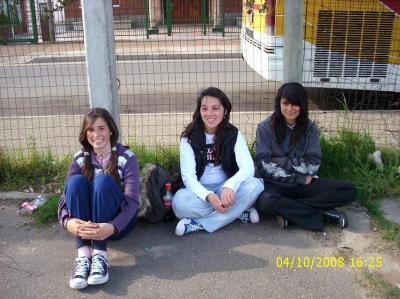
[148,0,157,29]
[283,0,304,83]
[46,0,55,43]
[210,0,220,27]
[81,0,120,131]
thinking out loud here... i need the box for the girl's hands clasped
[66,219,115,240]
[206,187,236,213]
[220,187,235,208]
[206,193,226,213]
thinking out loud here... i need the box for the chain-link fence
[0,0,399,157]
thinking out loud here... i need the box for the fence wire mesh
[0,0,399,157]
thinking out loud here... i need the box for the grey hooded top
[255,116,322,188]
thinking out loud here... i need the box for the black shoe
[276,215,289,229]
[87,255,109,285]
[324,210,348,229]
[69,256,91,289]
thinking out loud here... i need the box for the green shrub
[0,146,69,190]
[31,195,59,224]
[320,130,399,203]
[128,143,180,176]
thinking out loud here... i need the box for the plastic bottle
[16,195,47,216]
[163,183,174,222]
[32,195,47,208]
[163,183,173,210]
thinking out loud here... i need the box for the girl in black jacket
[255,82,357,230]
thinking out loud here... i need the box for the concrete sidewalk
[0,31,241,66]
[0,192,384,299]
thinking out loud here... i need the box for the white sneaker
[69,256,91,289]
[175,218,204,236]
[87,255,109,285]
[238,208,259,224]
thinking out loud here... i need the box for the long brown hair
[181,87,233,164]
[79,108,120,184]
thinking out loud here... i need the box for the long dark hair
[181,87,233,163]
[79,107,120,184]
[272,82,309,145]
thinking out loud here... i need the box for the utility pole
[81,0,120,131]
[283,0,303,83]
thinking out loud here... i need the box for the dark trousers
[65,174,137,250]
[256,178,357,231]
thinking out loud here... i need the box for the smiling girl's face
[200,96,225,134]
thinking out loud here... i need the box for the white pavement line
[8,58,241,66]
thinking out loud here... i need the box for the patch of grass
[0,145,69,191]
[31,195,59,224]
[128,143,180,176]
[320,130,400,201]
[363,271,400,299]
[320,130,400,246]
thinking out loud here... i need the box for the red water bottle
[163,183,173,210]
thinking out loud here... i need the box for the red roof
[379,0,400,15]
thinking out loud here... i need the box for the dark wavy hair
[181,87,233,164]
[272,82,309,145]
[79,107,120,184]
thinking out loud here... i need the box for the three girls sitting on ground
[58,83,356,289]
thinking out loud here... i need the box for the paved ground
[0,194,385,299]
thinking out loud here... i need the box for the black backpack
[138,163,175,223]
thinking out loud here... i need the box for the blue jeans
[65,174,137,250]
[172,177,264,232]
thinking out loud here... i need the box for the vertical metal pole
[5,0,10,22]
[81,0,120,132]
[220,0,224,37]
[144,0,149,39]
[283,0,304,83]
[29,0,38,43]
[166,0,172,36]
[202,0,207,35]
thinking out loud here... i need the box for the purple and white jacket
[57,143,140,234]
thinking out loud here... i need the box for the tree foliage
[246,0,274,14]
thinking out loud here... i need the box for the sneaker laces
[325,211,340,219]
[185,220,202,233]
[238,211,250,223]
[91,255,107,274]
[74,257,90,277]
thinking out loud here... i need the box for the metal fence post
[202,0,207,35]
[166,0,172,36]
[30,0,38,43]
[144,0,149,39]
[221,0,225,37]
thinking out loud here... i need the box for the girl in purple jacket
[58,108,140,289]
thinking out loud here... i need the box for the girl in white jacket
[172,87,264,236]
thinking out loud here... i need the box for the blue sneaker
[238,208,259,224]
[69,256,91,289]
[87,255,109,285]
[175,218,204,236]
